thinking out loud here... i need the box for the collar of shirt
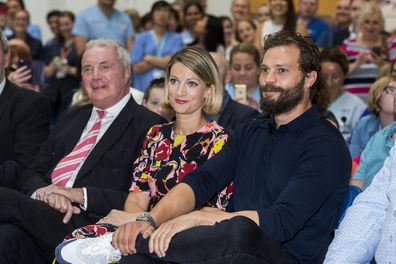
[266,105,322,136]
[93,92,131,120]
[0,78,6,96]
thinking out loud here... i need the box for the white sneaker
[55,232,122,264]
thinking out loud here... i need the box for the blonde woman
[349,76,396,158]
[56,46,231,264]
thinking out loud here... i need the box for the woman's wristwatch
[136,213,157,229]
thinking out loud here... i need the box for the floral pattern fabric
[130,121,231,210]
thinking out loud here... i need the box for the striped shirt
[340,37,396,102]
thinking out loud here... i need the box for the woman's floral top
[130,121,232,210]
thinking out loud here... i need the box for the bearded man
[92,31,351,264]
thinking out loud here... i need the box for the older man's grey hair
[0,30,8,54]
[84,39,131,69]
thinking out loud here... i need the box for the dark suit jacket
[0,80,51,189]
[20,96,166,217]
[218,99,259,131]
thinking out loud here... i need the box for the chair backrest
[333,185,362,229]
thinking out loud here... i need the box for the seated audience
[230,0,251,23]
[44,10,60,48]
[0,30,50,189]
[225,43,261,109]
[340,1,396,102]
[124,8,141,34]
[72,0,134,55]
[349,76,396,158]
[235,18,257,46]
[44,11,79,123]
[351,123,396,191]
[5,0,42,40]
[219,16,236,61]
[110,31,350,264]
[142,77,175,121]
[8,9,43,60]
[131,1,183,92]
[255,3,271,24]
[256,0,298,47]
[321,47,367,140]
[317,0,352,49]
[189,14,224,53]
[297,0,329,43]
[208,51,259,131]
[56,46,231,264]
[181,1,204,46]
[7,38,40,92]
[168,7,182,33]
[0,39,165,264]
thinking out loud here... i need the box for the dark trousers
[120,216,289,264]
[0,187,97,263]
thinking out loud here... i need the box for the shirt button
[390,235,393,242]
[393,210,396,217]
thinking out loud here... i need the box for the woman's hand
[371,51,385,67]
[8,66,32,86]
[97,209,140,227]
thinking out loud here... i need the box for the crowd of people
[1,0,396,263]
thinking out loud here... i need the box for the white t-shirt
[261,20,283,45]
[328,92,367,139]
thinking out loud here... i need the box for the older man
[0,39,165,263]
[231,0,250,22]
[298,0,329,43]
[317,0,352,48]
[113,31,351,264]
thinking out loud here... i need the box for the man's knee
[224,216,262,249]
[0,224,45,264]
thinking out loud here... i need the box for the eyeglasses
[258,13,270,17]
[383,86,396,95]
[363,19,379,26]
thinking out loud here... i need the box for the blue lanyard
[150,30,168,57]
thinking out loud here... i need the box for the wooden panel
[249,0,337,17]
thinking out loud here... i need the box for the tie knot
[96,110,106,119]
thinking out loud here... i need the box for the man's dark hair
[151,1,171,16]
[230,43,260,67]
[46,10,61,23]
[283,0,297,33]
[263,30,321,99]
[320,47,349,76]
[183,1,204,16]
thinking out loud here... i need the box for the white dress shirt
[33,93,131,210]
[0,77,6,95]
[324,140,396,263]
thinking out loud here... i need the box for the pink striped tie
[51,110,106,186]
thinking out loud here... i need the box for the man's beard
[260,77,305,115]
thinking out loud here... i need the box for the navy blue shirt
[183,106,351,264]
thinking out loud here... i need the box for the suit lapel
[61,106,92,155]
[75,97,137,181]
[0,82,13,120]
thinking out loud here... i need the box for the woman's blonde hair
[356,2,385,33]
[162,46,223,115]
[368,75,393,115]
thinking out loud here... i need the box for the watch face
[136,213,150,221]
[136,213,156,229]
